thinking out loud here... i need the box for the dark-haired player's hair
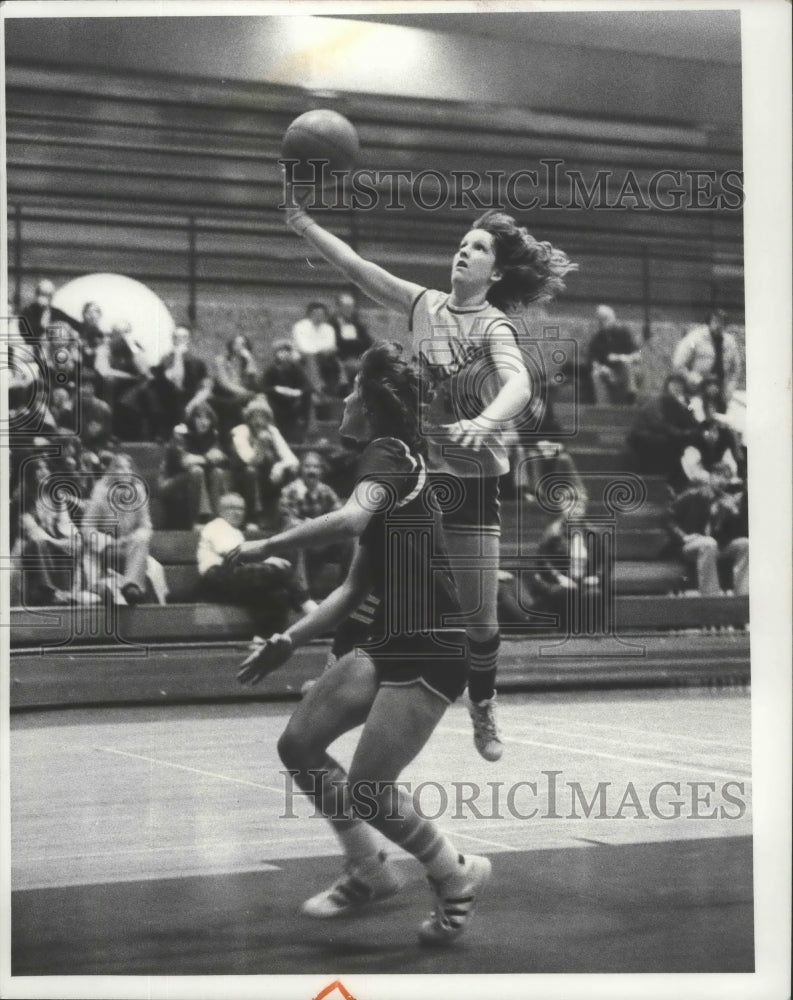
[473,210,577,312]
[357,342,426,450]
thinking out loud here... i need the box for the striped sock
[294,754,381,864]
[361,783,462,881]
[467,633,500,703]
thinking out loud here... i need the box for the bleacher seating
[12,403,741,631]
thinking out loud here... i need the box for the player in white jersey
[284,187,576,760]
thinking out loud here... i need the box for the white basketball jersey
[410,287,518,478]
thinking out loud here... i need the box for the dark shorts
[366,629,468,704]
[432,473,501,533]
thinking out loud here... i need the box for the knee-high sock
[290,753,381,863]
[467,632,500,703]
[359,784,461,881]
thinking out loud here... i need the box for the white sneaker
[418,854,492,946]
[465,693,503,762]
[301,851,404,918]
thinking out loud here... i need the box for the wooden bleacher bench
[8,595,750,650]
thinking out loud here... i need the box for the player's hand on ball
[238,633,294,685]
[281,168,314,231]
[444,418,492,450]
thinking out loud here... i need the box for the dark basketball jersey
[353,437,460,645]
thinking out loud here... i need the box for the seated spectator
[672,309,741,414]
[82,453,164,605]
[279,450,351,597]
[42,322,81,399]
[261,339,313,443]
[518,440,586,508]
[668,463,749,596]
[291,301,340,399]
[75,301,106,384]
[588,305,642,405]
[48,385,77,435]
[49,437,98,527]
[530,498,600,631]
[212,334,261,442]
[157,424,214,530]
[19,279,75,367]
[230,395,299,531]
[11,457,89,605]
[77,373,114,453]
[183,404,231,519]
[677,379,744,492]
[197,492,316,635]
[149,324,213,439]
[330,291,373,389]
[627,373,701,481]
[103,321,151,440]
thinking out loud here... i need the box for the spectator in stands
[197,492,316,635]
[518,439,586,509]
[157,423,213,530]
[49,437,100,528]
[76,301,106,378]
[530,497,600,631]
[677,378,744,492]
[668,462,749,597]
[82,452,159,605]
[19,279,74,366]
[212,334,261,442]
[291,301,340,399]
[104,320,151,440]
[261,339,313,443]
[149,324,213,438]
[48,385,77,435]
[672,309,741,413]
[627,373,701,481]
[279,450,350,598]
[42,322,81,398]
[230,395,299,530]
[588,304,642,404]
[77,372,114,451]
[183,404,231,519]
[12,457,88,605]
[331,291,373,389]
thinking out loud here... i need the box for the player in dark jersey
[227,343,491,945]
[283,185,576,761]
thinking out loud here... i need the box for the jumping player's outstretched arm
[285,187,422,314]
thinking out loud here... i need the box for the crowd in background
[7,278,748,611]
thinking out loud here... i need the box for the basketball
[281,109,360,177]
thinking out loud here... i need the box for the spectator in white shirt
[672,310,741,413]
[197,493,316,633]
[291,301,340,398]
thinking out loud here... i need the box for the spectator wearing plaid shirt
[279,451,351,597]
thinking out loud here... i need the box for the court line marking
[94,745,287,795]
[437,727,752,781]
[438,827,520,852]
[12,833,341,865]
[519,713,752,752]
[499,724,752,767]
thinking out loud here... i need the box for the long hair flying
[473,210,578,312]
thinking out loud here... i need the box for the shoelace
[472,708,499,742]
